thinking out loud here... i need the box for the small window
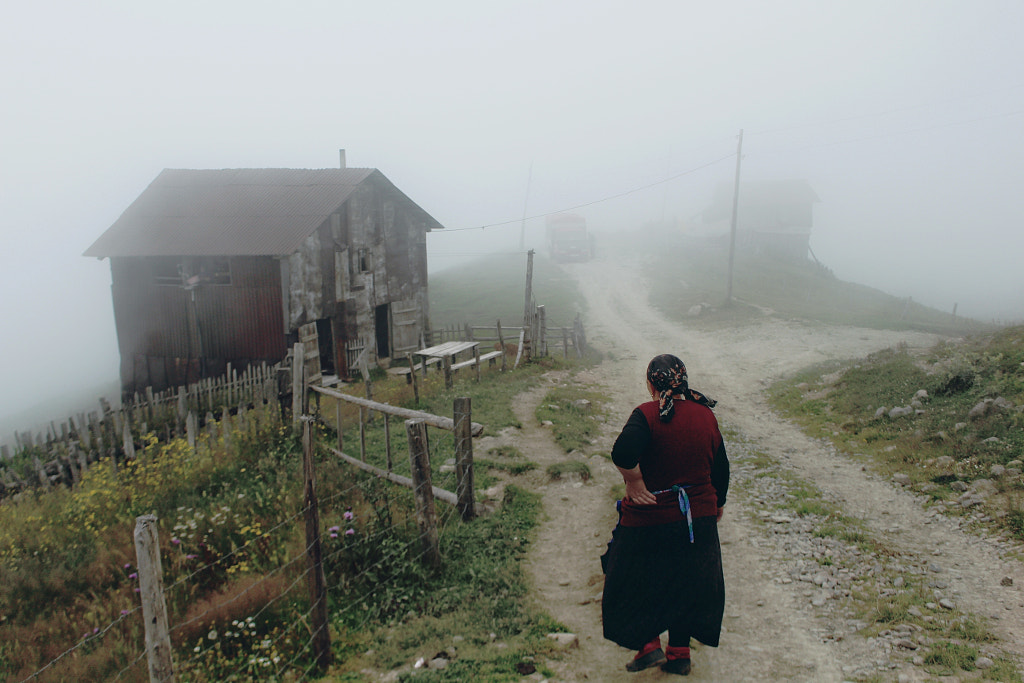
[153,257,183,286]
[358,248,371,273]
[197,256,231,285]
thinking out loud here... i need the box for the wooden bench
[450,350,504,372]
[386,357,442,383]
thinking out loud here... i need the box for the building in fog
[84,165,442,393]
[703,180,820,261]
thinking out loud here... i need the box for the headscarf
[646,354,717,422]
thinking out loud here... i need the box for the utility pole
[726,129,744,305]
[518,163,533,252]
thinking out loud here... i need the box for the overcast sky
[2,0,1023,420]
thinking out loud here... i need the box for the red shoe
[661,658,691,675]
[625,647,666,672]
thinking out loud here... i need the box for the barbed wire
[17,606,143,683]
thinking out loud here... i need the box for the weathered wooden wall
[109,256,286,392]
[283,172,430,377]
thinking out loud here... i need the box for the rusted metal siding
[110,256,286,392]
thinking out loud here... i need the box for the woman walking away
[601,354,730,676]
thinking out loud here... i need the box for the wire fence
[14,356,480,682]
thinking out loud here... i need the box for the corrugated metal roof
[84,167,442,258]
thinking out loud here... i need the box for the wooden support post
[497,320,507,372]
[335,400,343,453]
[562,327,569,359]
[185,412,197,452]
[405,419,441,568]
[292,342,305,434]
[521,249,534,362]
[384,414,393,472]
[406,352,420,404]
[301,419,332,673]
[134,515,175,683]
[123,421,136,462]
[358,407,367,461]
[442,355,453,390]
[537,305,547,358]
[473,346,481,383]
[453,397,475,521]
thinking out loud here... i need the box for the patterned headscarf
[647,354,717,422]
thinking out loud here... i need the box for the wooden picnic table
[415,340,480,362]
[415,341,481,388]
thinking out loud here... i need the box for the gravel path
[508,251,1023,682]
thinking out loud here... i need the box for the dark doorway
[315,318,335,375]
[375,304,390,359]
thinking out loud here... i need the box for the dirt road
[511,253,1024,682]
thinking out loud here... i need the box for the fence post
[473,346,481,383]
[291,342,305,434]
[453,397,475,521]
[537,305,547,358]
[302,418,332,672]
[406,352,420,404]
[335,400,343,454]
[134,515,175,683]
[497,320,507,372]
[405,419,441,568]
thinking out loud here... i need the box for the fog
[2,1,1023,423]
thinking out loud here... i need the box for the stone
[929,562,942,573]
[546,632,579,649]
[874,406,887,419]
[895,638,918,650]
[888,406,913,419]
[429,658,449,670]
[953,422,968,431]
[983,436,1001,444]
[892,473,911,486]
[993,396,1014,411]
[1008,460,1023,469]
[975,656,994,669]
[907,606,923,618]
[893,576,905,588]
[911,399,923,409]
[571,399,592,412]
[950,480,969,492]
[934,455,955,468]
[939,598,955,610]
[968,401,990,420]
[991,464,1006,478]
[914,389,929,400]
[1001,576,1013,586]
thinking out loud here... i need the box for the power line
[436,153,736,233]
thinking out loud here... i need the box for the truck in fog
[545,213,592,263]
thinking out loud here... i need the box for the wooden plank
[309,385,483,436]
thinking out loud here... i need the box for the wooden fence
[0,363,281,501]
[427,310,587,362]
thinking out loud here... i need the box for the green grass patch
[535,384,608,454]
[545,461,591,481]
[767,325,1024,541]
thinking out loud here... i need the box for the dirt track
[504,252,1024,682]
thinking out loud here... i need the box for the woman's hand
[717,506,725,522]
[625,479,657,505]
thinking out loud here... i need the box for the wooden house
[84,166,443,394]
[703,180,820,261]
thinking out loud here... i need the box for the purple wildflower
[120,610,130,616]
[328,525,340,533]
[343,510,354,521]
[123,563,131,570]
[171,538,181,545]
[128,572,138,580]
[329,532,338,539]
[345,528,355,536]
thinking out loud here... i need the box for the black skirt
[601,516,724,650]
